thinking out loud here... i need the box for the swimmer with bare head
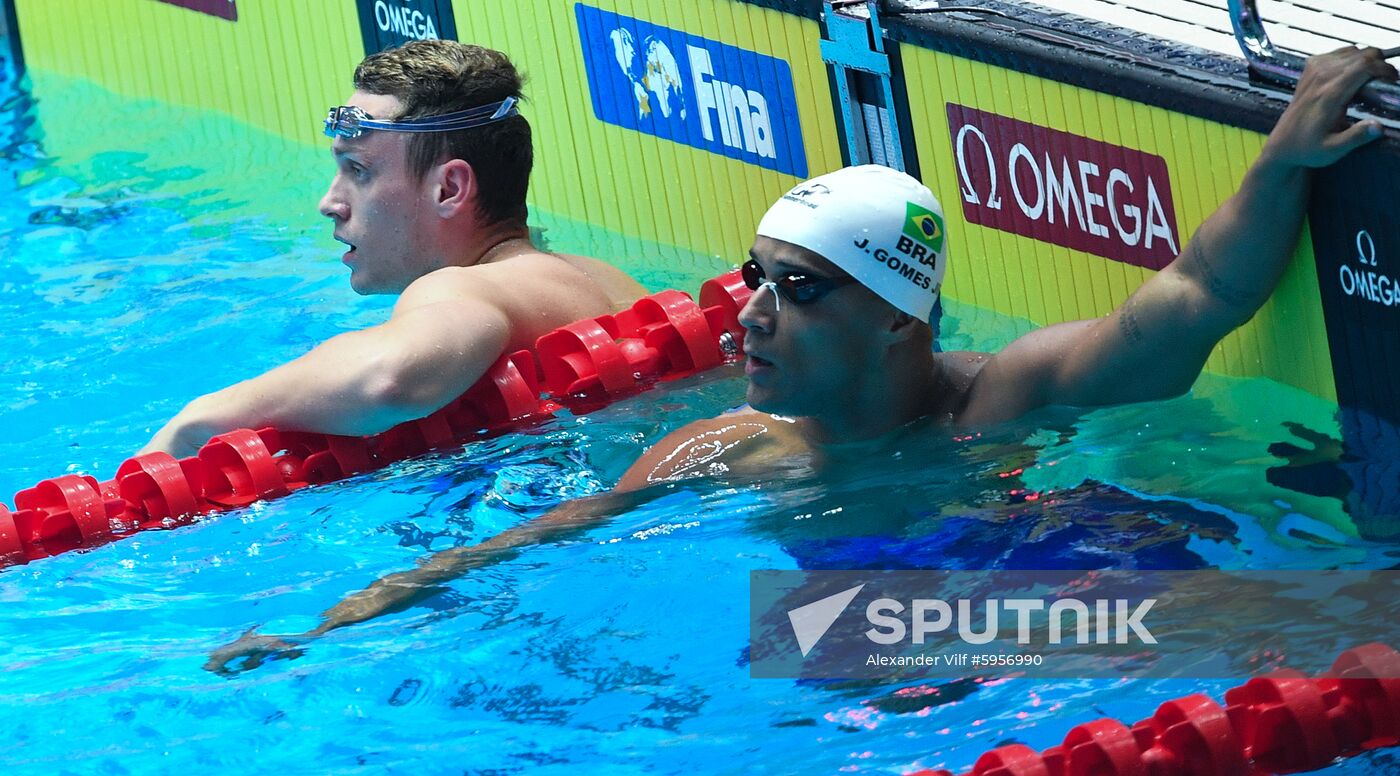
[207,47,1395,674]
[142,40,644,457]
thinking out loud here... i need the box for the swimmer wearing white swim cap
[680,46,1392,455]
[755,165,947,323]
[734,164,959,430]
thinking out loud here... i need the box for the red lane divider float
[907,643,1400,776]
[0,270,752,570]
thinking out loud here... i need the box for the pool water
[1,68,1398,774]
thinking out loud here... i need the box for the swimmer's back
[397,249,647,354]
[557,253,648,311]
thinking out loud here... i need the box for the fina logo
[608,29,687,121]
[608,28,776,160]
[577,4,808,177]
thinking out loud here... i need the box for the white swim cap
[755,165,947,322]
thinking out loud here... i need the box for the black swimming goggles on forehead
[741,258,857,310]
[323,96,519,139]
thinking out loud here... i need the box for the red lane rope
[907,643,1400,776]
[0,269,752,569]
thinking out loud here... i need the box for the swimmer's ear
[434,159,478,218]
[883,310,928,348]
[889,311,917,334]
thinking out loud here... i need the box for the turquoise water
[1,68,1398,774]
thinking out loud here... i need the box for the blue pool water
[2,66,1398,774]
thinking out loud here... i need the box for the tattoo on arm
[1118,296,1144,346]
[1185,240,1254,307]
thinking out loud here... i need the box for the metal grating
[1026,0,1400,58]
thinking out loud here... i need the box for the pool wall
[7,0,1399,428]
[895,39,1332,400]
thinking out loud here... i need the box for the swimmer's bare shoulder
[391,250,646,348]
[395,251,601,309]
[614,407,799,492]
[931,350,992,419]
[555,253,648,310]
[464,252,645,315]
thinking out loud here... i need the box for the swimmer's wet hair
[354,40,531,227]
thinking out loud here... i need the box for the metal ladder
[1229,0,1400,113]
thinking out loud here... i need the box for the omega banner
[750,570,1400,679]
[1305,142,1400,540]
[946,103,1182,270]
[1310,143,1400,420]
[357,0,457,56]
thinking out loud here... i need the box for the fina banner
[154,0,236,20]
[357,0,458,56]
[750,570,1400,679]
[575,3,808,178]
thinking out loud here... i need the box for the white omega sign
[375,0,440,40]
[1338,229,1399,308]
[952,119,1178,256]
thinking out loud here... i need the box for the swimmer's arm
[300,486,663,638]
[203,488,653,675]
[960,48,1395,423]
[141,290,511,457]
[300,421,726,635]
[204,422,719,672]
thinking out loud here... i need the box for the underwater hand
[204,627,307,676]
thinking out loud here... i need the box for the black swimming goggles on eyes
[323,96,519,139]
[741,258,857,310]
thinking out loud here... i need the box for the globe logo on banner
[576,3,808,178]
[609,28,686,121]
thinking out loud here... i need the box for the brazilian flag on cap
[903,201,945,254]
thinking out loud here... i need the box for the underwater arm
[203,488,655,675]
[203,420,723,675]
[307,487,662,635]
[963,48,1397,422]
[140,292,511,457]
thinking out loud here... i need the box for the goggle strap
[355,97,518,132]
[326,97,519,137]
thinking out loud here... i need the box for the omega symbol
[1357,229,1378,267]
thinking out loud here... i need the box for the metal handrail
[1228,0,1400,114]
